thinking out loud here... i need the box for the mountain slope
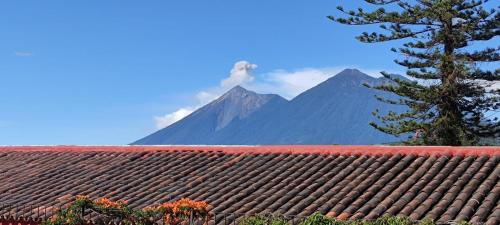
[133,86,288,144]
[133,69,406,145]
[210,69,404,144]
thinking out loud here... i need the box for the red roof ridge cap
[0,145,498,156]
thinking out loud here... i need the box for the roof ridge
[0,145,498,156]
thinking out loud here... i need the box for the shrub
[299,213,337,225]
[416,218,436,225]
[42,196,210,225]
[239,214,288,225]
[238,213,471,225]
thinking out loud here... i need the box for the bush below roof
[239,213,474,225]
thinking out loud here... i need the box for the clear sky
[0,1,493,145]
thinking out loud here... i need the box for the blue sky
[1,1,493,145]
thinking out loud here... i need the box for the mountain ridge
[133,85,287,144]
[133,69,405,145]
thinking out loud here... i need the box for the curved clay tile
[433,156,490,222]
[348,155,422,219]
[470,185,500,224]
[0,146,499,224]
[456,164,499,222]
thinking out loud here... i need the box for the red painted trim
[0,145,498,156]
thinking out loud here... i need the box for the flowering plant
[92,198,132,219]
[42,196,210,225]
[45,196,93,225]
[147,198,210,225]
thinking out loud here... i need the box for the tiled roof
[0,146,498,225]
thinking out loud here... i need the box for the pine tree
[329,0,500,145]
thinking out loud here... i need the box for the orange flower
[44,196,209,225]
[94,198,126,209]
[76,195,90,201]
[156,198,210,223]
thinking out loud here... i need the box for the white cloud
[154,108,194,129]
[154,61,258,129]
[220,61,257,88]
[14,51,34,57]
[196,91,220,105]
[152,61,399,129]
[248,67,339,99]
[247,66,397,99]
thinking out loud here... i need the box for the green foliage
[237,213,473,225]
[455,221,474,225]
[44,197,92,225]
[239,214,288,225]
[42,196,210,225]
[330,0,500,145]
[300,213,337,225]
[368,216,413,225]
[416,218,436,225]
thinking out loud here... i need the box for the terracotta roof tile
[0,146,498,224]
